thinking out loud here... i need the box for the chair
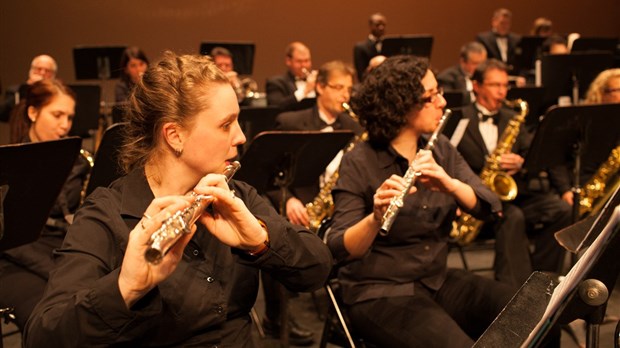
[316,219,374,348]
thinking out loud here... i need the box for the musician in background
[455,59,571,279]
[1,54,57,122]
[550,68,620,207]
[0,79,90,331]
[353,12,387,81]
[476,8,520,71]
[210,46,246,103]
[266,41,317,111]
[24,52,332,347]
[262,60,362,345]
[115,46,149,104]
[437,41,487,104]
[326,55,513,347]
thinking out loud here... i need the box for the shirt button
[192,249,199,256]
[206,276,214,283]
[424,245,430,251]
[215,305,224,314]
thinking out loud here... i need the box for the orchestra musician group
[0,7,619,348]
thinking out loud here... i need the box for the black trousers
[347,269,514,348]
[492,203,532,288]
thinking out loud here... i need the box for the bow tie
[479,113,498,124]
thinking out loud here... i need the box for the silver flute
[379,109,452,236]
[145,161,241,264]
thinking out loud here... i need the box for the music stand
[237,106,280,157]
[475,188,620,347]
[73,46,126,80]
[235,130,354,346]
[199,42,255,75]
[0,137,81,250]
[507,87,546,129]
[68,84,102,138]
[443,90,469,109]
[84,123,126,197]
[571,37,618,53]
[514,36,547,75]
[541,52,614,106]
[524,103,620,222]
[381,35,433,59]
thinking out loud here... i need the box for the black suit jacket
[475,31,521,69]
[437,65,468,91]
[265,71,298,110]
[267,106,364,208]
[455,104,528,174]
[353,38,379,81]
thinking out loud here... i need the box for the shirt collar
[119,167,155,219]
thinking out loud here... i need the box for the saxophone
[450,99,528,245]
[579,145,620,217]
[306,103,367,233]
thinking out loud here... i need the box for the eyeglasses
[30,65,55,74]
[482,82,510,90]
[326,83,353,94]
[421,87,444,104]
[604,87,620,94]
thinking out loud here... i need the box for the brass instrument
[450,99,528,245]
[79,149,95,205]
[380,109,452,236]
[145,161,241,264]
[306,102,367,232]
[579,145,620,217]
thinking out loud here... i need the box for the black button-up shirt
[326,136,501,305]
[24,168,332,347]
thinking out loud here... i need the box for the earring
[174,148,183,157]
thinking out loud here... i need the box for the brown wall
[1,0,619,89]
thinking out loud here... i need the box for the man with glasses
[262,60,363,345]
[2,54,58,122]
[455,59,571,291]
[325,55,513,347]
[266,41,317,111]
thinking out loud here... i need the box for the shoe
[262,316,315,346]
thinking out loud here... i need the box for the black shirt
[326,136,501,305]
[24,168,332,347]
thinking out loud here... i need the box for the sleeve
[23,190,163,347]
[232,181,332,292]
[325,150,371,263]
[266,77,297,110]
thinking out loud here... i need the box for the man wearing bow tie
[455,59,571,286]
[476,8,521,72]
[353,12,387,81]
[266,41,317,111]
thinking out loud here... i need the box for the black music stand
[199,42,255,75]
[0,137,81,251]
[84,123,126,197]
[571,37,618,54]
[524,103,620,223]
[514,36,547,75]
[235,130,354,347]
[507,87,546,129]
[73,46,126,80]
[237,106,280,157]
[541,52,614,107]
[381,35,433,59]
[475,188,620,347]
[443,90,469,109]
[68,84,102,138]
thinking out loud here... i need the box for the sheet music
[449,119,470,147]
[521,205,620,347]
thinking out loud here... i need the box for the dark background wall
[2,0,618,90]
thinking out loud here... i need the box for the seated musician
[0,79,91,330]
[455,59,571,277]
[325,55,514,347]
[23,52,332,347]
[261,60,363,346]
